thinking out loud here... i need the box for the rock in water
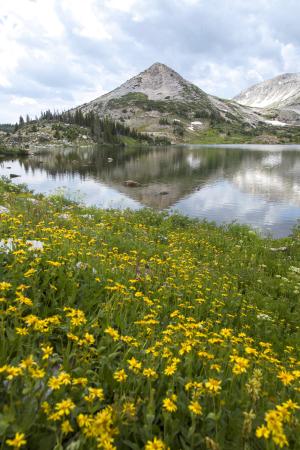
[124,180,141,187]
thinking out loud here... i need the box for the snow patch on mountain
[264,120,287,126]
[188,121,203,131]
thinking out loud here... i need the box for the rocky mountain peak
[87,62,204,106]
[234,72,300,110]
[146,62,173,70]
[142,62,183,79]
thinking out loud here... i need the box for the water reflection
[1,144,300,237]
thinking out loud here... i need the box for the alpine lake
[1,143,300,238]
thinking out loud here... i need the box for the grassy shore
[185,124,300,145]
[0,144,29,157]
[0,178,300,450]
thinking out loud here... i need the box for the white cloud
[61,0,113,41]
[10,96,38,106]
[0,16,26,87]
[0,0,300,122]
[281,43,300,72]
[104,0,140,13]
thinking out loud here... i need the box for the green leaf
[206,412,221,421]
[65,440,82,450]
[53,444,63,450]
[0,414,10,436]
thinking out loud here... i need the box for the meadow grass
[0,177,300,449]
[0,145,29,157]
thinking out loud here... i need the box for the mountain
[86,62,208,103]
[234,73,300,123]
[2,63,300,149]
[74,62,262,143]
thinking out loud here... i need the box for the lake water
[1,144,300,237]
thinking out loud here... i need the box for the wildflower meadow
[0,177,299,449]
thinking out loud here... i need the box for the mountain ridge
[234,72,300,115]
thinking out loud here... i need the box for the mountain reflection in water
[1,144,300,237]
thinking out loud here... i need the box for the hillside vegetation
[0,178,300,449]
[0,110,170,153]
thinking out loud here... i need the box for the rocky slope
[0,122,94,152]
[86,62,206,103]
[234,73,300,124]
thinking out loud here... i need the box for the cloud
[281,43,300,72]
[0,0,300,121]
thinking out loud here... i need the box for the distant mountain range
[234,73,300,124]
[73,62,300,144]
[2,63,300,147]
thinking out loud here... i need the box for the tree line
[14,109,170,146]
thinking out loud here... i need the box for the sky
[1,0,300,123]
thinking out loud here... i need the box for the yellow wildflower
[127,357,142,373]
[6,366,23,380]
[163,395,177,413]
[0,281,12,291]
[164,364,176,376]
[61,420,74,434]
[188,400,203,415]
[24,268,37,278]
[19,356,35,369]
[81,332,95,345]
[47,260,62,267]
[55,398,75,416]
[145,437,168,450]
[42,401,51,415]
[205,378,221,394]
[282,399,299,410]
[48,371,71,390]
[105,326,120,341]
[29,366,45,379]
[143,368,158,379]
[77,413,92,429]
[41,344,54,360]
[273,432,289,448]
[84,387,104,402]
[122,401,136,418]
[6,432,26,448]
[72,377,88,386]
[245,346,258,356]
[256,425,270,439]
[15,293,33,306]
[114,369,128,382]
[16,327,29,336]
[277,371,295,386]
[230,355,249,375]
